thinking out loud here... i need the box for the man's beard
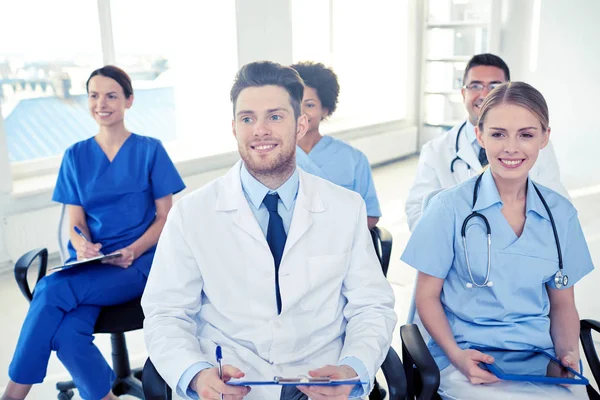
[239,143,296,180]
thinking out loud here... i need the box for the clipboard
[470,346,589,385]
[227,376,367,387]
[49,252,123,272]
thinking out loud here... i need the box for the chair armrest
[380,346,406,400]
[400,324,440,400]
[370,226,393,277]
[581,319,600,388]
[14,248,48,303]
[143,358,172,400]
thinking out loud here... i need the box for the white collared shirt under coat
[405,121,569,231]
[142,161,397,400]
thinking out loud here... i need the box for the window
[292,0,409,132]
[111,0,239,162]
[0,0,102,164]
[422,0,494,127]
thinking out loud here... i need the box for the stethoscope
[450,121,469,173]
[462,173,568,289]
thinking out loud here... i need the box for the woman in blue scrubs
[401,82,593,399]
[3,66,185,400]
[291,62,381,228]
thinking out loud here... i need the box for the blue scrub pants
[8,262,147,400]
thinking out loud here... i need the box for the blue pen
[74,226,104,256]
[216,345,223,400]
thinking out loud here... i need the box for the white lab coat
[405,121,569,230]
[142,161,397,400]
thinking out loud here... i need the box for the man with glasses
[405,53,568,230]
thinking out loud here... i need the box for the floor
[1,155,599,399]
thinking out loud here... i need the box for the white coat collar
[215,160,326,256]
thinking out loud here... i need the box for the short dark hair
[290,61,340,116]
[230,61,304,119]
[86,65,133,98]
[463,53,510,84]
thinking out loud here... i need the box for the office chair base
[55,374,144,400]
[56,381,75,400]
[57,389,74,400]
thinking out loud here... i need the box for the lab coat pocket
[301,252,350,311]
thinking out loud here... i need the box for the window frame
[4,0,422,185]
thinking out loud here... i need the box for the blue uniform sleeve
[52,147,81,205]
[177,362,213,400]
[295,146,328,179]
[549,212,594,289]
[150,141,186,200]
[353,151,381,218]
[339,356,369,398]
[400,195,456,279]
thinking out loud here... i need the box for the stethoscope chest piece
[554,270,568,289]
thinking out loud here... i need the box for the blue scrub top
[401,168,594,370]
[296,135,381,217]
[52,133,186,276]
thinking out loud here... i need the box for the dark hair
[290,61,340,116]
[463,53,510,84]
[86,65,133,98]
[478,81,549,132]
[230,61,304,119]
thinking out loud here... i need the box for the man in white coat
[142,61,397,400]
[405,53,568,230]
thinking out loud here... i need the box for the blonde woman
[402,82,592,399]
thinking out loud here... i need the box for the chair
[400,191,600,400]
[580,320,600,400]
[13,204,145,400]
[401,189,444,400]
[142,226,406,400]
[370,226,393,278]
[370,226,407,400]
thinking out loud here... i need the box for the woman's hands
[558,350,580,373]
[76,238,103,260]
[102,247,136,268]
[76,234,136,268]
[449,348,499,385]
[548,350,580,379]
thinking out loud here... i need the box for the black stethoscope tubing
[450,121,470,173]
[461,173,566,288]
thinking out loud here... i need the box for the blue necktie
[478,147,489,167]
[263,193,287,314]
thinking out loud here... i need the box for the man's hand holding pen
[190,366,250,400]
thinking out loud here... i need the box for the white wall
[236,0,294,66]
[501,0,600,190]
[0,97,12,265]
[528,0,600,190]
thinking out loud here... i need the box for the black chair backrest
[14,248,48,302]
[143,358,172,400]
[370,226,393,277]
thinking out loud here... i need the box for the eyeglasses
[462,82,504,92]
